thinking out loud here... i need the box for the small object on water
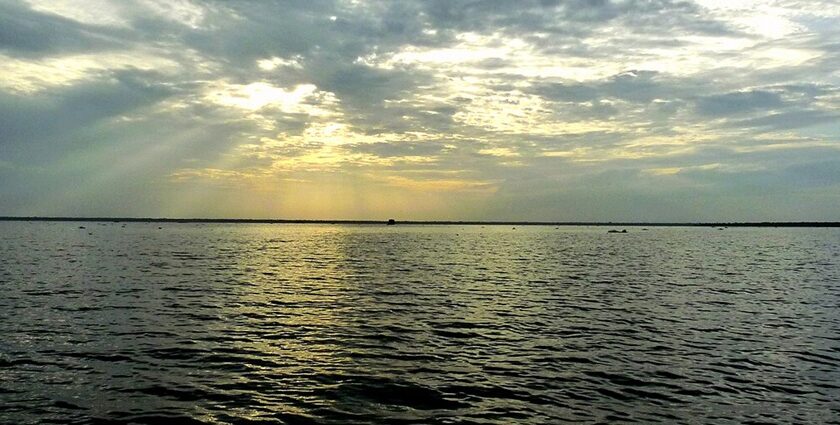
[78,226,86,229]
[608,229,627,233]
[158,227,163,229]
[387,219,396,225]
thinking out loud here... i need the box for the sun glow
[207,82,323,111]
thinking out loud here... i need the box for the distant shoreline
[1,217,838,227]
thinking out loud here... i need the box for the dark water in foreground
[1,223,839,424]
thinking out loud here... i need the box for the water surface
[1,223,839,424]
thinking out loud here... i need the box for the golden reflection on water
[219,225,359,419]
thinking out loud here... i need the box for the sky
[1,0,839,221]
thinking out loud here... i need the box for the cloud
[0,0,838,220]
[0,1,122,57]
[0,69,175,163]
[342,141,450,158]
[696,90,784,116]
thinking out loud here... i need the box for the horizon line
[1,216,839,227]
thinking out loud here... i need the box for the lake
[1,222,839,424]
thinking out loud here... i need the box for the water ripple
[1,223,839,424]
